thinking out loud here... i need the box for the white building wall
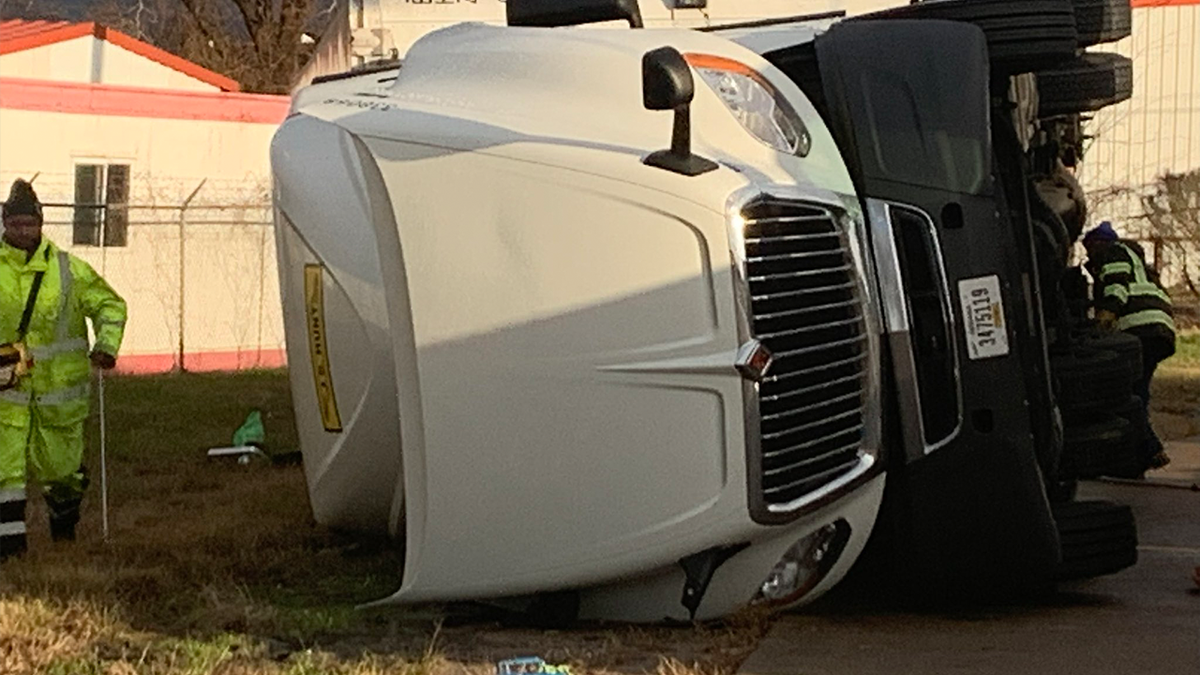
[0,35,219,91]
[0,36,94,82]
[97,40,220,91]
[0,109,273,203]
[1075,5,1200,286]
[1079,5,1200,199]
[0,108,283,368]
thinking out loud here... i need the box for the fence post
[178,180,206,373]
[257,222,268,368]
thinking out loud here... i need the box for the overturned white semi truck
[274,0,1141,622]
[274,1,884,622]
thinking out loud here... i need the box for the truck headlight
[684,53,811,157]
[755,520,851,606]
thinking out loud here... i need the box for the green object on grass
[233,410,265,448]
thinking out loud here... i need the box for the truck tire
[1073,0,1132,47]
[1052,347,1133,415]
[1113,394,1151,474]
[1060,415,1141,479]
[1047,478,1079,503]
[1052,500,1137,581]
[1037,52,1133,117]
[1076,330,1143,384]
[856,0,1078,73]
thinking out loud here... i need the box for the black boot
[0,532,27,561]
[46,495,82,542]
[1,491,28,560]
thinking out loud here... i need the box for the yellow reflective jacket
[0,237,127,426]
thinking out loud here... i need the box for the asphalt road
[737,443,1200,675]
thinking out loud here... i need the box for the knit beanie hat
[1082,220,1118,246]
[2,179,43,221]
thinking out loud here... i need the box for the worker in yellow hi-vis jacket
[0,178,126,560]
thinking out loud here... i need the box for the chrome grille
[743,199,868,508]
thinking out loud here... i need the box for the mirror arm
[671,106,691,157]
[644,105,718,176]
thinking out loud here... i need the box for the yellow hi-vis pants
[0,410,86,553]
[0,410,86,494]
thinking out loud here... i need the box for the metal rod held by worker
[99,370,109,542]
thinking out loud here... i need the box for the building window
[73,163,129,247]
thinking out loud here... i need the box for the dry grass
[1152,331,1200,441]
[5,357,1192,673]
[0,371,766,675]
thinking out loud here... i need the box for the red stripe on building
[1131,0,1200,6]
[115,349,288,375]
[0,78,290,124]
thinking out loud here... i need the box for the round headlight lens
[755,520,851,606]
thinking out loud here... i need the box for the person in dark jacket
[1082,221,1175,471]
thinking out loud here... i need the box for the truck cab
[273,1,888,622]
[272,0,1141,621]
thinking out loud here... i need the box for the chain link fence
[33,195,284,374]
[1075,4,1200,325]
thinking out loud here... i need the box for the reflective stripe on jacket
[0,238,127,426]
[1095,241,1176,336]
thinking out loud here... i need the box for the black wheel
[1052,500,1137,581]
[1037,52,1133,117]
[856,0,1078,74]
[1072,0,1132,47]
[1112,395,1151,473]
[1076,330,1143,384]
[1060,415,1141,479]
[1052,347,1133,415]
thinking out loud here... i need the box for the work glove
[90,351,117,370]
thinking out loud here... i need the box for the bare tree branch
[1141,170,1200,293]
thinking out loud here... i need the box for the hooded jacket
[0,237,126,426]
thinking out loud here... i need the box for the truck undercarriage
[756,0,1144,600]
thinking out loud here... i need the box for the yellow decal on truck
[304,264,343,432]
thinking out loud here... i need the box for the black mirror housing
[641,47,718,177]
[642,47,695,111]
[507,0,644,28]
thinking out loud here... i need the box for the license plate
[958,275,1009,360]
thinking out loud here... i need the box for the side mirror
[642,47,718,177]
[507,0,644,28]
[642,47,694,111]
